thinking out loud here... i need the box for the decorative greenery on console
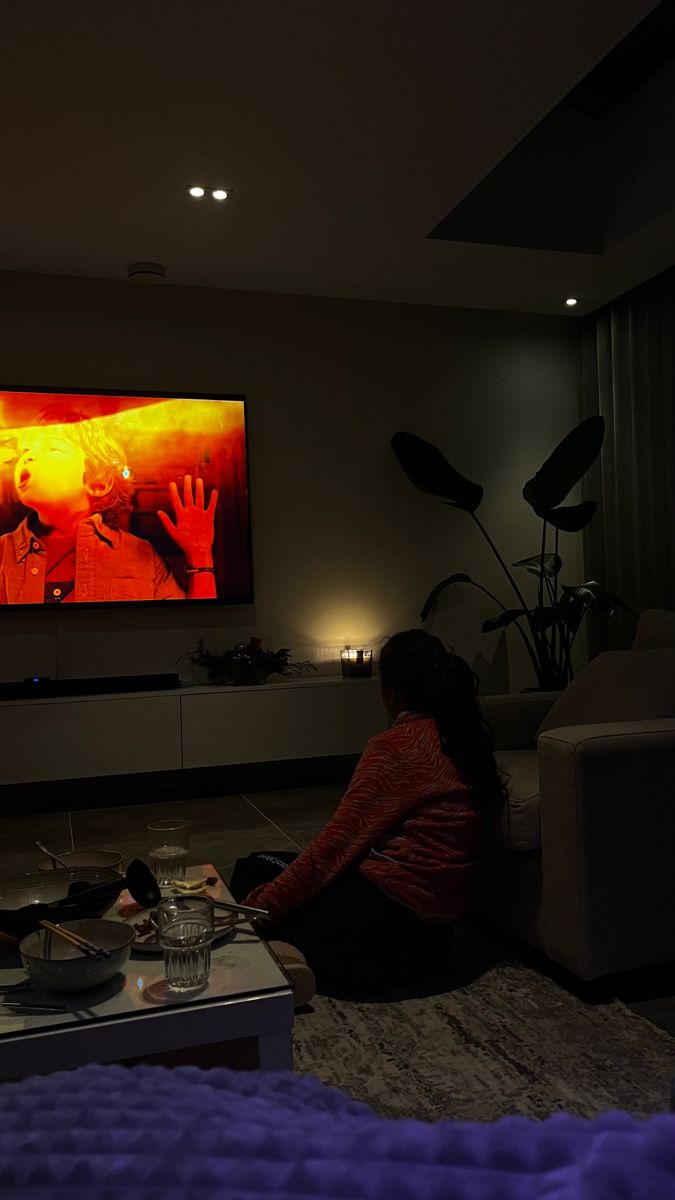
[186,637,317,686]
[392,416,633,690]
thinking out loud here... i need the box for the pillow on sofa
[538,649,675,735]
[632,609,675,650]
[486,750,541,852]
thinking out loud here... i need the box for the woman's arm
[243,735,415,918]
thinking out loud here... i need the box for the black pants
[230,851,454,994]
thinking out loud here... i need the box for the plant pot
[231,666,270,686]
[207,669,233,686]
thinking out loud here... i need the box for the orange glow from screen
[0,391,252,605]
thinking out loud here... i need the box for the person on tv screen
[0,406,219,604]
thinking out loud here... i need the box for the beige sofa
[476,610,675,981]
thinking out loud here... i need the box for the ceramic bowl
[20,918,135,991]
[38,850,124,873]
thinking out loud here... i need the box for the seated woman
[230,629,506,994]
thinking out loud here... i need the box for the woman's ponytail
[379,630,507,806]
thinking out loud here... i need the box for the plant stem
[470,511,546,672]
[458,578,542,682]
[538,519,547,609]
[470,513,531,611]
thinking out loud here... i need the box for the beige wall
[0,271,583,693]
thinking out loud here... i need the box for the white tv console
[0,676,386,786]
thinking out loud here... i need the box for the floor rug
[292,926,675,1122]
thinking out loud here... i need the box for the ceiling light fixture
[127,261,166,284]
[565,297,578,307]
[188,185,205,198]
[211,189,228,201]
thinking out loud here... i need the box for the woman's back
[358,712,483,921]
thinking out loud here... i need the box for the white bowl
[20,919,135,991]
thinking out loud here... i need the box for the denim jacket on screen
[0,513,184,603]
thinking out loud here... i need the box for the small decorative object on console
[186,637,317,686]
[341,647,373,678]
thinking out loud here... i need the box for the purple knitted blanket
[1,1063,674,1198]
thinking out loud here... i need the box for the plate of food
[125,907,242,954]
[115,867,246,954]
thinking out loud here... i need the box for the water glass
[147,819,189,885]
[158,895,214,992]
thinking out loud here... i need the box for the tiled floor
[4,783,675,1049]
[0,784,344,884]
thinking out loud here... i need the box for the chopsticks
[212,899,270,918]
[1,1001,67,1014]
[39,920,110,960]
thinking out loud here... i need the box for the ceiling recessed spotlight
[127,261,166,284]
[211,189,228,201]
[188,185,205,198]
[565,297,578,307]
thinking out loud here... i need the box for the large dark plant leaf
[561,582,635,616]
[512,553,562,578]
[391,432,483,512]
[482,609,527,633]
[544,501,597,532]
[420,573,472,621]
[523,416,605,516]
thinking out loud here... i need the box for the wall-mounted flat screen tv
[0,389,253,607]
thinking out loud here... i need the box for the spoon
[35,841,70,869]
[56,859,159,912]
[125,859,161,908]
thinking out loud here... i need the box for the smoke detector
[127,261,166,284]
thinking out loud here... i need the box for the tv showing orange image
[0,389,253,606]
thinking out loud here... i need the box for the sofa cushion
[487,750,541,852]
[537,649,675,736]
[632,609,675,650]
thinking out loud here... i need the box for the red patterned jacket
[242,712,483,924]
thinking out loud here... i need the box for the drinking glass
[147,819,189,885]
[157,895,214,992]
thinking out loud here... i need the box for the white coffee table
[0,865,294,1080]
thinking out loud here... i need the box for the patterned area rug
[292,925,675,1122]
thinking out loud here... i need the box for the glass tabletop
[0,865,290,1039]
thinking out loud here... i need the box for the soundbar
[0,673,180,700]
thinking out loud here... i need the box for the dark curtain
[582,265,675,653]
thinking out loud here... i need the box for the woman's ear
[381,683,404,718]
[86,473,114,499]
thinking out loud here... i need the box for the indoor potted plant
[185,637,317,686]
[391,416,633,690]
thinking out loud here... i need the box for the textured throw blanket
[1,1063,674,1198]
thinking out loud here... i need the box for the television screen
[0,389,252,606]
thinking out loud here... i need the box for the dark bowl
[0,868,123,940]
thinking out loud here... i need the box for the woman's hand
[158,475,218,566]
[242,884,272,913]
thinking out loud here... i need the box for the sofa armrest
[537,719,675,979]
[479,692,560,750]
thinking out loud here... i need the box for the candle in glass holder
[341,647,373,678]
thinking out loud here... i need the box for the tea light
[341,647,373,678]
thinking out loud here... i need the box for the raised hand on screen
[157,475,218,567]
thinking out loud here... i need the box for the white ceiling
[1,0,671,315]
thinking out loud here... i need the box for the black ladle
[57,859,160,912]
